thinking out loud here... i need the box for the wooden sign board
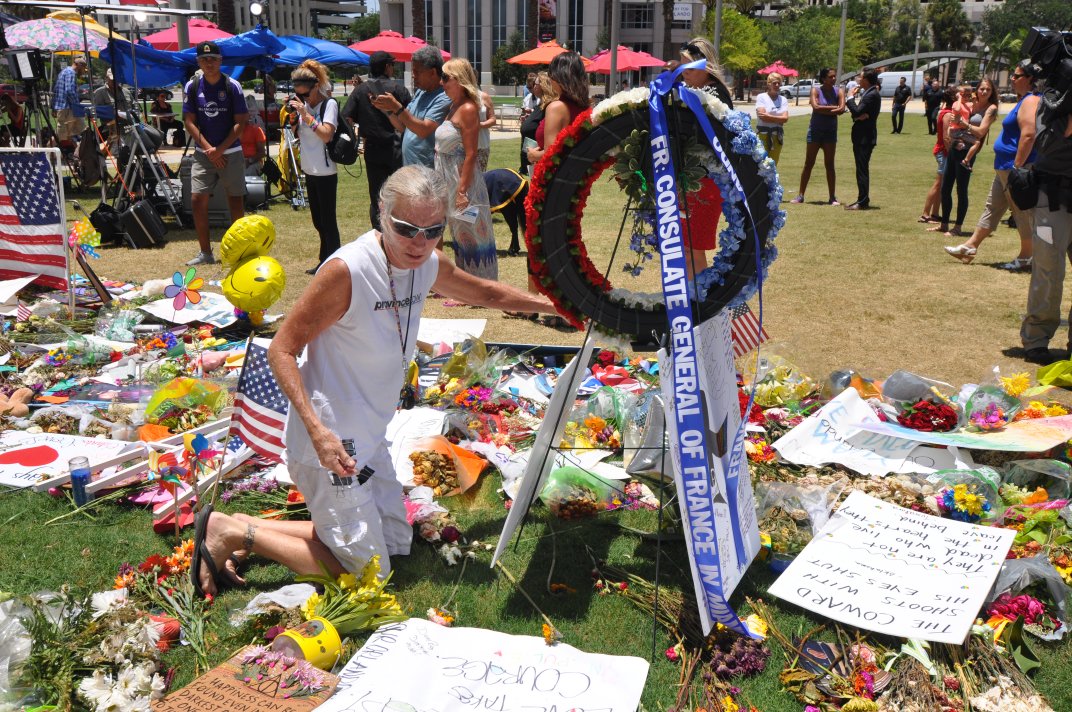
[153,647,338,711]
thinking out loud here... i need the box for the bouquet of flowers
[296,556,407,637]
[897,399,959,432]
[936,483,993,523]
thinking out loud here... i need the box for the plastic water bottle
[69,456,92,507]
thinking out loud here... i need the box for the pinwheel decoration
[182,432,221,481]
[68,218,101,259]
[164,268,204,311]
[147,450,188,493]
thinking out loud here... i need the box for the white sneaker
[186,251,215,266]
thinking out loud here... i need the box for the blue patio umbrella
[276,35,369,66]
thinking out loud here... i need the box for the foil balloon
[222,256,286,314]
[219,214,276,268]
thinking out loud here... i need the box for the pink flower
[665,646,679,662]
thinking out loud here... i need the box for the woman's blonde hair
[291,59,331,98]
[680,37,726,84]
[442,58,481,106]
[536,71,558,108]
[766,72,784,86]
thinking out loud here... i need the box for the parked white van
[876,71,928,98]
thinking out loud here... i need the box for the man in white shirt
[755,72,790,163]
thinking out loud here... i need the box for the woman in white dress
[435,58,497,280]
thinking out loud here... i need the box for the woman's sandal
[917,214,941,224]
[945,227,968,238]
[926,224,949,233]
[944,244,977,264]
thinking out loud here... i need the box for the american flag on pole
[730,303,769,358]
[0,151,67,290]
[229,338,289,462]
[16,301,30,322]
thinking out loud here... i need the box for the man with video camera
[1018,28,1072,365]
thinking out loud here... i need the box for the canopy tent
[176,25,283,73]
[586,45,664,74]
[506,39,579,66]
[349,30,450,62]
[5,17,108,52]
[276,35,368,66]
[102,27,284,88]
[144,19,233,51]
[758,61,799,78]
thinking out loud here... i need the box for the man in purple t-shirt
[182,41,248,266]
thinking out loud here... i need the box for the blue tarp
[176,25,284,73]
[102,26,284,89]
[276,35,368,66]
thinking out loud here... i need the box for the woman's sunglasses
[389,216,447,241]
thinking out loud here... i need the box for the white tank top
[284,231,439,468]
[478,101,491,152]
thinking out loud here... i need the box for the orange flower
[114,572,135,590]
[1024,487,1049,505]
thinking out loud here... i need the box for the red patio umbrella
[587,45,665,74]
[143,19,233,51]
[758,61,799,78]
[350,30,427,62]
[506,39,584,66]
[405,35,450,59]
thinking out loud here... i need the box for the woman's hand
[455,190,470,211]
[287,98,306,116]
[311,426,356,477]
[527,146,541,162]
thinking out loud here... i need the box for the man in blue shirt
[372,46,449,169]
[51,56,87,141]
[182,41,248,266]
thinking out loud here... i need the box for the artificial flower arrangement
[523,84,783,342]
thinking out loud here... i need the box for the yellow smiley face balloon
[222,256,286,313]
[219,215,276,268]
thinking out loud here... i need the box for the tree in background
[527,1,538,48]
[350,13,381,42]
[982,0,1072,54]
[662,0,674,61]
[762,7,869,80]
[217,0,236,34]
[491,31,531,87]
[704,8,767,93]
[411,3,425,41]
[927,0,973,52]
[962,58,980,82]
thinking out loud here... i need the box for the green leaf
[1002,616,1042,676]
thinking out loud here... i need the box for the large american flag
[730,303,769,358]
[229,338,289,462]
[0,151,67,290]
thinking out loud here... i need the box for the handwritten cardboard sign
[773,388,970,477]
[153,646,338,711]
[769,491,1014,644]
[853,414,1072,452]
[0,431,135,489]
[318,619,648,712]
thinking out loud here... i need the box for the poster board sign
[492,335,595,565]
[768,491,1014,644]
[318,619,648,712]
[659,313,760,636]
[773,388,972,476]
[0,431,136,489]
[153,645,338,711]
[853,414,1072,452]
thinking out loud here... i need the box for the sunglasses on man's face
[389,216,447,241]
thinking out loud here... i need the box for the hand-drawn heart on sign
[0,444,58,467]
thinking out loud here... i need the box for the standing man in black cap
[182,41,248,266]
[341,51,411,230]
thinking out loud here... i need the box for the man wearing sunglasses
[191,166,559,596]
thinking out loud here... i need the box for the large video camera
[1023,27,1072,116]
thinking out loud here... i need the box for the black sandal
[190,504,223,598]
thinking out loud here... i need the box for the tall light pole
[836,0,847,80]
[609,0,620,95]
[251,1,271,177]
[712,0,722,65]
[910,5,922,94]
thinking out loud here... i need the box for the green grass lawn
[9,107,1072,709]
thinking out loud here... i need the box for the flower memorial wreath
[524,84,784,343]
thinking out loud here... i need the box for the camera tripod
[109,115,183,226]
[278,111,307,210]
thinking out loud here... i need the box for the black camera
[1023,27,1072,115]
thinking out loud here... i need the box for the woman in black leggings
[933,81,999,236]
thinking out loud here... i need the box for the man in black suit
[924,78,942,135]
[341,50,411,230]
[845,70,881,210]
[891,77,911,133]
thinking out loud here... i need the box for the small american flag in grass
[730,303,769,358]
[16,301,30,322]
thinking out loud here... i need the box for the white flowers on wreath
[590,85,785,311]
